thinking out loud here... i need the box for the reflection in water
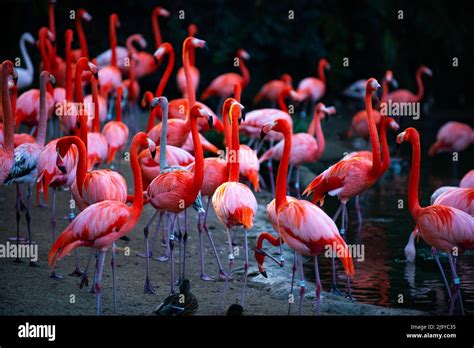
[304,156,474,314]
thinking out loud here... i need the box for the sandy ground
[0,107,431,316]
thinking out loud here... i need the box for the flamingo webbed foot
[144,278,156,294]
[69,267,84,277]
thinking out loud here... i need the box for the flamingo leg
[89,251,98,294]
[295,165,301,198]
[111,243,117,315]
[432,248,451,298]
[447,253,462,315]
[216,227,235,315]
[202,198,226,280]
[48,190,63,278]
[177,214,183,281]
[354,195,362,226]
[156,213,172,262]
[13,184,22,263]
[314,255,322,315]
[25,185,37,267]
[181,209,189,281]
[95,250,106,316]
[297,253,305,315]
[142,211,158,294]
[240,229,249,308]
[267,140,275,196]
[68,191,83,277]
[169,214,177,294]
[197,211,211,280]
[288,251,297,315]
[79,249,95,289]
[330,203,344,295]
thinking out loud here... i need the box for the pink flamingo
[152,42,224,134]
[176,24,200,97]
[97,14,123,98]
[428,121,474,156]
[296,58,330,117]
[49,132,156,315]
[151,6,170,49]
[388,65,432,103]
[0,61,17,185]
[145,102,212,293]
[102,85,129,165]
[347,70,396,139]
[460,170,474,188]
[259,117,355,315]
[253,73,293,106]
[259,103,336,197]
[397,127,474,315]
[71,9,91,62]
[201,49,250,106]
[5,71,55,265]
[212,99,257,314]
[303,79,382,296]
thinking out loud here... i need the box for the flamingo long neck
[256,232,281,249]
[318,61,326,86]
[222,100,232,151]
[20,35,34,77]
[115,87,123,123]
[1,63,14,154]
[130,135,145,220]
[76,13,89,59]
[151,10,163,49]
[407,131,422,218]
[10,85,17,116]
[74,59,88,103]
[65,30,73,101]
[275,123,291,212]
[312,116,326,158]
[228,106,241,182]
[146,103,155,132]
[239,56,250,88]
[159,102,168,169]
[277,89,290,113]
[62,136,87,197]
[155,45,174,97]
[91,78,100,133]
[381,78,389,103]
[183,40,196,108]
[379,119,391,175]
[128,53,136,88]
[366,88,381,177]
[39,32,51,72]
[415,69,425,102]
[48,1,56,42]
[36,74,49,147]
[189,113,204,198]
[110,17,117,67]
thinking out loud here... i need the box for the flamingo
[388,65,432,103]
[428,121,474,156]
[146,103,212,293]
[201,49,250,107]
[71,9,91,62]
[347,70,397,139]
[86,76,109,169]
[102,85,129,165]
[253,73,293,106]
[176,24,200,97]
[152,42,223,134]
[151,6,170,49]
[303,79,382,296]
[186,99,243,281]
[0,61,17,185]
[258,117,355,315]
[97,14,123,98]
[122,34,146,116]
[212,99,257,314]
[460,170,474,188]
[48,132,156,316]
[16,33,35,90]
[259,103,336,197]
[397,127,474,315]
[296,58,330,117]
[5,71,55,266]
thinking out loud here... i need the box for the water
[301,138,474,315]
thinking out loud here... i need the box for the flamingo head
[88,61,99,79]
[141,91,154,108]
[319,58,331,71]
[78,9,92,22]
[153,43,169,63]
[385,117,400,132]
[152,96,169,118]
[187,37,207,51]
[238,49,250,60]
[315,103,336,122]
[154,6,170,17]
[367,78,381,94]
[111,13,120,28]
[396,127,418,146]
[253,247,268,278]
[384,70,398,88]
[419,65,433,77]
[147,137,157,160]
[188,23,198,36]
[22,32,36,45]
[190,104,214,129]
[280,73,292,85]
[260,118,291,139]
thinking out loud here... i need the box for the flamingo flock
[1,1,473,318]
